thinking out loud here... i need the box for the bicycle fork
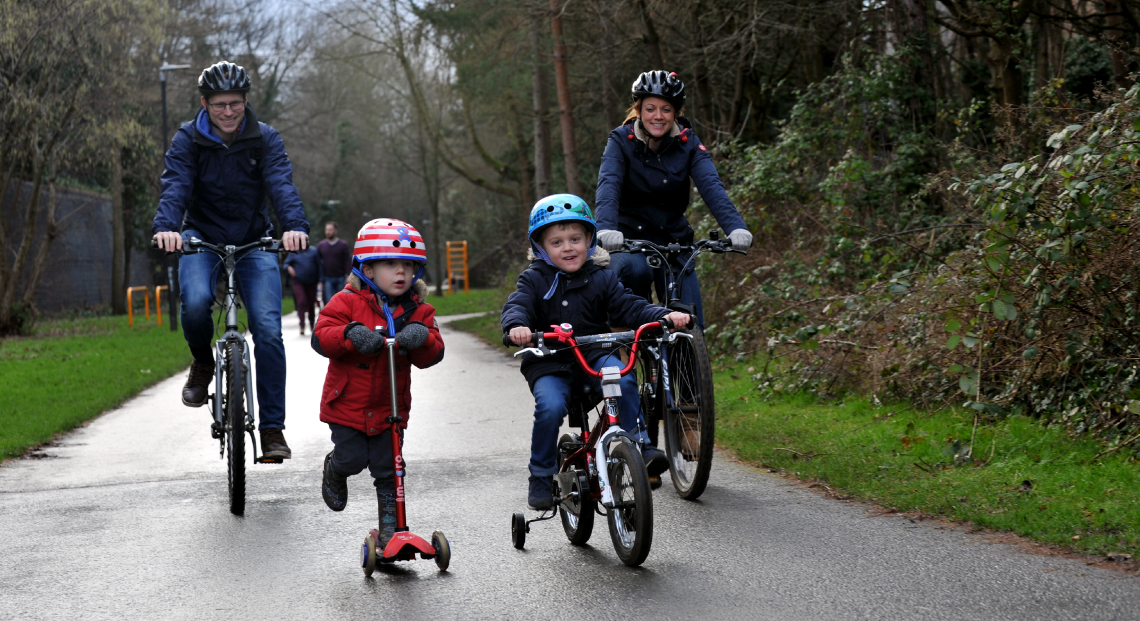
[595,366,624,508]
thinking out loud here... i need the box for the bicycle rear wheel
[663,328,715,500]
[606,440,652,567]
[224,341,246,515]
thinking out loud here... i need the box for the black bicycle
[619,232,746,500]
[156,236,287,515]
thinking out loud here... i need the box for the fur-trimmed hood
[525,245,611,267]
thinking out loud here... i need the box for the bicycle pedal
[255,456,285,464]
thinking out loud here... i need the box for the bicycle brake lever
[513,346,550,358]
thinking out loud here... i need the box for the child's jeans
[328,423,397,491]
[529,354,645,479]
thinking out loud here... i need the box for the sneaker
[322,452,347,511]
[260,428,292,459]
[527,475,553,511]
[377,492,398,547]
[181,361,214,408]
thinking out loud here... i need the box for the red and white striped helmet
[353,219,427,265]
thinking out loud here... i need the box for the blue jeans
[321,276,346,305]
[179,230,287,430]
[608,251,705,328]
[529,355,645,478]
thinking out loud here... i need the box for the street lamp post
[159,62,191,331]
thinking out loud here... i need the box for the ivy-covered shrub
[704,47,1140,445]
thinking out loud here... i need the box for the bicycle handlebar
[620,236,746,257]
[151,236,289,256]
[503,319,678,379]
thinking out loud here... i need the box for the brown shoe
[260,428,292,459]
[181,361,214,408]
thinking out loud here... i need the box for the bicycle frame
[183,236,279,457]
[515,321,662,508]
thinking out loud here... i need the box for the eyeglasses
[208,101,245,112]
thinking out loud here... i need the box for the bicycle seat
[566,381,602,428]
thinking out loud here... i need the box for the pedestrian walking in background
[285,245,321,335]
[318,221,353,305]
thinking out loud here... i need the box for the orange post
[446,241,469,295]
[155,285,169,326]
[126,286,150,326]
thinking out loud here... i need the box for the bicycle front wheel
[224,341,246,515]
[606,440,652,567]
[664,328,716,500]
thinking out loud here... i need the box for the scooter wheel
[361,531,377,577]
[432,531,451,571]
[511,512,527,549]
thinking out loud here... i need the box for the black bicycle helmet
[198,61,251,95]
[631,70,685,108]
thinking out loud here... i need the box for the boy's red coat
[312,285,444,434]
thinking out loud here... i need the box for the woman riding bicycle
[595,70,752,328]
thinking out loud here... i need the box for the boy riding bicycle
[502,194,690,510]
[311,220,444,547]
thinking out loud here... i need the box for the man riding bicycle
[152,60,310,460]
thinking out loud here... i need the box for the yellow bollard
[127,286,150,326]
[155,285,169,327]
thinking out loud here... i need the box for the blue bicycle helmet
[527,194,597,261]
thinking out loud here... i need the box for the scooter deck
[374,529,437,562]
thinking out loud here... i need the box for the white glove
[597,229,624,251]
[727,229,753,249]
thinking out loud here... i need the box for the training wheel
[431,531,451,571]
[511,512,527,549]
[361,530,378,577]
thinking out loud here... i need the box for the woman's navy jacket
[595,118,745,245]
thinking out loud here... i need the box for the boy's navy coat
[153,105,309,246]
[501,254,671,387]
[594,117,746,245]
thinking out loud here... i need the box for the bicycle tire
[638,354,662,448]
[663,327,716,500]
[606,440,652,567]
[557,433,594,546]
[224,341,246,515]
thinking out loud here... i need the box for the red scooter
[360,332,450,575]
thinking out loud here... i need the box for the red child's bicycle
[507,319,680,567]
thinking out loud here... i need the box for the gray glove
[346,324,383,355]
[395,322,430,351]
[727,228,753,250]
[597,229,624,251]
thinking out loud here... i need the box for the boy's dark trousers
[327,423,396,493]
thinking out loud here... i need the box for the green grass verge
[424,288,504,316]
[1,297,298,461]
[715,357,1140,557]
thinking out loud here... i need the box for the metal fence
[3,181,152,313]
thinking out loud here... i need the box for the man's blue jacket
[595,117,745,245]
[153,105,309,245]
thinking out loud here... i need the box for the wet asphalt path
[2,315,1140,620]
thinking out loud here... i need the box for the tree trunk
[634,0,666,68]
[1106,1,1132,89]
[529,6,553,198]
[887,0,937,122]
[550,0,583,197]
[111,141,126,314]
[597,2,622,133]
